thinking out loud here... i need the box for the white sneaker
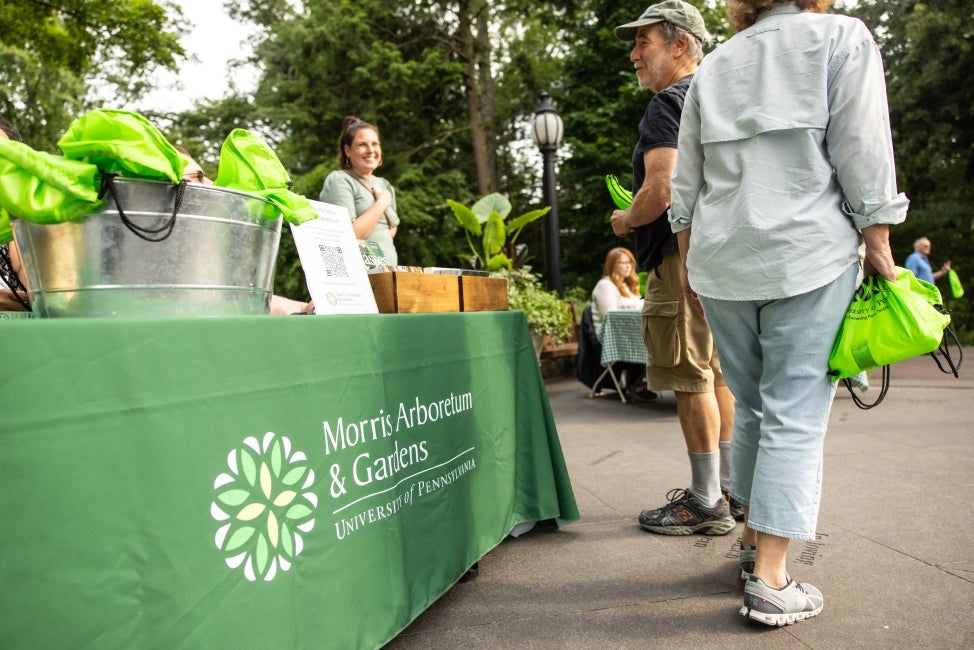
[739,545,756,581]
[740,575,823,626]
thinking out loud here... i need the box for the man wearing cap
[610,1,738,536]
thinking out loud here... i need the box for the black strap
[842,365,889,410]
[99,174,185,243]
[0,244,30,309]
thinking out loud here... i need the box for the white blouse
[591,277,643,335]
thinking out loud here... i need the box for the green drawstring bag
[948,268,964,299]
[58,109,183,183]
[828,267,951,380]
[0,139,102,241]
[214,129,316,225]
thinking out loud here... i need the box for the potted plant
[503,266,577,357]
[449,193,576,358]
[446,193,549,271]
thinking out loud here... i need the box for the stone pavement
[387,351,974,649]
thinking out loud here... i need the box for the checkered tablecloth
[598,310,646,366]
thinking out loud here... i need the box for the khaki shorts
[641,250,725,393]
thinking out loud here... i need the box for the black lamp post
[531,92,564,293]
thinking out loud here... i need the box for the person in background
[0,117,30,312]
[176,146,312,315]
[669,0,906,626]
[319,117,400,266]
[905,237,950,284]
[592,247,643,335]
[591,247,655,401]
[611,1,739,536]
[176,145,212,185]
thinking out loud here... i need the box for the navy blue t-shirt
[631,74,692,272]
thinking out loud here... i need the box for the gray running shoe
[740,575,824,626]
[638,488,736,536]
[739,545,756,580]
[725,491,745,521]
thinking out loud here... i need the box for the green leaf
[269,437,283,477]
[281,466,307,486]
[285,503,313,520]
[217,489,251,507]
[472,193,511,222]
[280,522,294,558]
[224,526,255,551]
[486,253,513,271]
[256,534,269,575]
[240,449,257,486]
[447,199,482,236]
[507,207,550,232]
[483,211,506,255]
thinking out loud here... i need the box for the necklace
[344,169,374,188]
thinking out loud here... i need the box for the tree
[213,0,572,283]
[0,0,186,151]
[846,0,974,339]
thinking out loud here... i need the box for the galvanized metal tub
[12,178,283,317]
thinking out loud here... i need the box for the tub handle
[99,174,186,242]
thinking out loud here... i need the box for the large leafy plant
[447,193,549,271]
[504,267,576,346]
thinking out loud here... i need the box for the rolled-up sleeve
[668,83,704,233]
[826,28,908,230]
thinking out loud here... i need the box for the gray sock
[688,450,722,508]
[719,439,732,495]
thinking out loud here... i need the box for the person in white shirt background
[591,247,643,335]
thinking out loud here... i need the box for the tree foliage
[9,0,972,338]
[0,0,186,151]
[845,0,974,338]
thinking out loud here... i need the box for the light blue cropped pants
[698,263,858,541]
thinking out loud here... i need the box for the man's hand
[610,209,631,236]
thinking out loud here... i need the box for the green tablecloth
[0,311,578,649]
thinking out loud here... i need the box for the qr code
[318,244,349,277]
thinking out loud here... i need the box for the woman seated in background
[591,247,654,400]
[592,247,643,334]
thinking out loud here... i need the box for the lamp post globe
[532,92,563,293]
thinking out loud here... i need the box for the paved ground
[386,351,974,649]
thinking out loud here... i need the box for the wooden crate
[459,276,508,312]
[368,271,461,313]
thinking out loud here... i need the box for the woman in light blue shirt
[669,0,907,626]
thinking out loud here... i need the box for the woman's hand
[372,186,393,211]
[861,224,897,281]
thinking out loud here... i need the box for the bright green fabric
[57,108,183,183]
[0,139,101,234]
[215,129,316,225]
[828,267,951,379]
[948,268,964,299]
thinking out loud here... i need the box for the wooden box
[368,271,461,313]
[459,276,508,312]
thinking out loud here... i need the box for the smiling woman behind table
[318,117,400,266]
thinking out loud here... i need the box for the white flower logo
[211,432,316,581]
